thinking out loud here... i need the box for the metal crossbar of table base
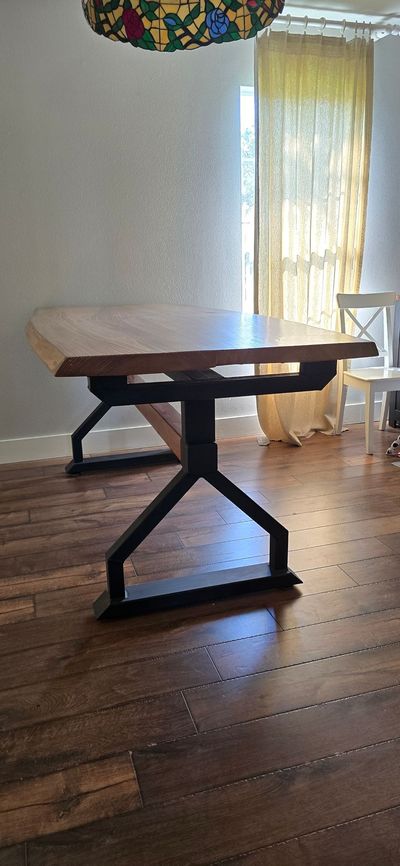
[72,361,337,619]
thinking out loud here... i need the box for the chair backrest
[337,292,397,368]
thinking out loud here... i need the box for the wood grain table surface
[26,304,378,377]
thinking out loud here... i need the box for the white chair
[335,292,400,454]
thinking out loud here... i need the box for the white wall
[346,35,400,413]
[362,37,400,296]
[0,0,256,460]
[1,7,400,460]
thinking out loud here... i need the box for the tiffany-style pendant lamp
[82,0,284,52]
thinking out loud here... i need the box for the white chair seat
[344,367,400,383]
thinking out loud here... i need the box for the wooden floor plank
[267,576,400,629]
[0,464,45,481]
[179,511,400,552]
[0,846,25,866]
[133,684,400,804]
[0,597,34,626]
[132,536,271,575]
[0,471,150,501]
[4,508,226,541]
[29,495,228,525]
[132,536,391,576]
[0,488,106,518]
[289,537,391,572]
[265,468,399,501]
[208,606,400,679]
[284,564,356,593]
[0,542,118,579]
[0,648,219,731]
[377,531,400,553]
[279,498,400,532]
[26,739,400,866]
[178,521,266,548]
[0,755,140,847]
[184,642,400,732]
[220,459,396,488]
[0,693,194,785]
[33,580,120,617]
[341,554,400,585]
[212,807,400,866]
[179,506,400,547]
[0,511,29,528]
[262,478,400,515]
[0,607,278,691]
[260,485,400,521]
[0,562,108,601]
[126,554,270,587]
[0,522,182,558]
[0,591,280,656]
[288,461,398,485]
[288,514,400,550]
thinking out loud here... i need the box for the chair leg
[378,392,390,431]
[335,377,348,434]
[365,389,375,455]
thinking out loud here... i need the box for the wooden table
[27,304,377,619]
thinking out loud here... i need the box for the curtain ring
[285,14,291,32]
[320,17,326,36]
[304,15,309,35]
[341,19,346,38]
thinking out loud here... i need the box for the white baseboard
[344,399,383,425]
[0,401,383,465]
[0,413,264,465]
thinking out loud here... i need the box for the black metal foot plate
[65,449,178,475]
[93,562,302,620]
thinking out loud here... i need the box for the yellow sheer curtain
[255,27,374,445]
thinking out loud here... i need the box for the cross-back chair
[335,292,400,454]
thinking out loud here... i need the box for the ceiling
[286,0,400,16]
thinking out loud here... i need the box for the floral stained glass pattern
[82,0,285,52]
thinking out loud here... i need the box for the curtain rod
[271,14,400,40]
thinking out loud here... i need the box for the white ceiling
[286,0,400,16]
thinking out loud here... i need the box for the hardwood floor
[1,425,400,864]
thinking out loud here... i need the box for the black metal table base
[66,362,338,619]
[93,396,309,619]
[65,400,178,475]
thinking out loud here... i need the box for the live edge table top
[26,304,378,378]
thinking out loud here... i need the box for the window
[240,86,255,314]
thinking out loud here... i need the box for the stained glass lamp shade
[82,0,284,52]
